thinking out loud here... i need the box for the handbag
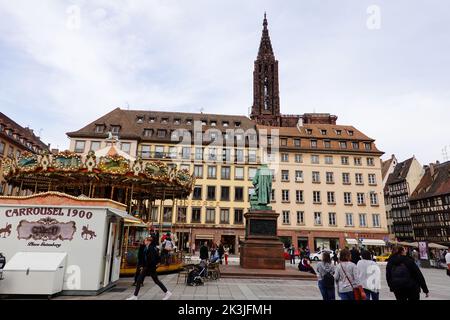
[341,263,366,301]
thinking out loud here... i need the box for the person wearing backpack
[386,246,429,301]
[316,251,336,300]
[357,250,381,300]
[126,236,172,300]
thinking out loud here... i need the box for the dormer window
[161,118,168,124]
[306,129,313,135]
[201,120,207,126]
[321,130,327,135]
[339,141,347,149]
[223,121,229,127]
[234,121,241,128]
[136,116,144,123]
[352,142,359,149]
[174,119,180,125]
[210,121,217,127]
[143,129,153,137]
[149,117,155,123]
[364,143,372,150]
[157,129,166,138]
[186,119,192,125]
[336,130,342,135]
[111,126,120,134]
[348,130,354,136]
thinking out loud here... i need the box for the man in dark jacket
[132,241,146,286]
[200,241,209,261]
[350,247,361,264]
[126,236,172,300]
[217,242,225,264]
[386,246,429,301]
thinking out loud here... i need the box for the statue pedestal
[240,210,285,270]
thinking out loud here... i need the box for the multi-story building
[410,161,450,246]
[0,112,49,195]
[384,157,424,241]
[66,14,388,254]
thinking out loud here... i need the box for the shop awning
[345,238,358,245]
[428,243,448,249]
[361,239,386,246]
[195,235,214,240]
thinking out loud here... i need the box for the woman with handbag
[334,248,365,300]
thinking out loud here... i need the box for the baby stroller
[186,261,207,286]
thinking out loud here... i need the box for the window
[321,129,327,135]
[143,129,153,137]
[186,119,192,125]
[326,172,334,184]
[0,141,4,155]
[162,207,173,222]
[324,140,331,148]
[325,156,333,164]
[311,140,318,148]
[296,190,304,203]
[151,207,159,222]
[313,191,321,203]
[208,148,217,161]
[221,187,230,201]
[281,153,289,162]
[248,187,255,202]
[192,186,202,200]
[182,147,191,159]
[149,117,155,123]
[311,155,319,164]
[168,146,177,159]
[121,142,131,154]
[206,209,216,223]
[282,211,290,225]
[222,121,229,127]
[306,129,313,135]
[207,186,216,200]
[195,147,203,160]
[295,170,304,182]
[372,214,381,227]
[336,129,342,135]
[281,138,287,146]
[295,154,303,163]
[155,146,164,158]
[177,207,187,223]
[281,170,289,182]
[368,174,377,185]
[327,192,336,204]
[355,173,363,185]
[248,167,257,180]
[328,212,337,226]
[234,121,241,127]
[221,166,231,180]
[207,166,217,179]
[194,165,203,178]
[235,167,244,180]
[234,209,244,224]
[367,157,375,166]
[111,126,120,134]
[234,187,244,201]
[95,125,104,133]
[141,145,151,158]
[357,193,365,205]
[312,171,320,183]
[345,213,354,226]
[220,209,230,224]
[354,157,362,166]
[364,143,372,150]
[344,192,352,205]
[341,156,349,165]
[282,190,290,202]
[75,140,85,153]
[235,149,244,163]
[271,189,276,202]
[296,211,305,225]
[161,118,168,124]
[294,139,301,147]
[352,142,359,150]
[342,173,350,184]
[339,141,347,149]
[157,129,166,137]
[248,150,257,163]
[348,130,354,136]
[359,213,367,227]
[90,141,101,151]
[370,192,378,205]
[314,212,322,225]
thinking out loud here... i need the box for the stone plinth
[240,210,285,270]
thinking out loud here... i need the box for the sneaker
[126,295,138,300]
[162,291,172,300]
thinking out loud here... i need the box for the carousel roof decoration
[1,148,195,200]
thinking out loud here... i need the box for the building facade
[66,14,388,253]
[0,112,49,195]
[409,161,450,246]
[384,157,424,241]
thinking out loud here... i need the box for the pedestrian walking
[218,242,225,265]
[224,246,230,265]
[334,248,363,300]
[445,250,450,277]
[126,236,172,300]
[316,251,336,300]
[289,244,296,264]
[350,246,361,265]
[200,241,209,262]
[332,249,339,265]
[412,249,420,268]
[210,244,220,263]
[357,250,381,300]
[305,247,310,259]
[132,240,146,287]
[386,246,429,301]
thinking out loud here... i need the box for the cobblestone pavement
[54,262,450,300]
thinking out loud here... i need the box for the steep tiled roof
[382,157,395,180]
[386,157,414,185]
[410,161,450,201]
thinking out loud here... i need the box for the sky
[0,0,449,165]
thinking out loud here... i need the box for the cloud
[0,0,448,164]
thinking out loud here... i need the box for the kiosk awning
[361,239,386,246]
[195,235,214,240]
[346,238,358,245]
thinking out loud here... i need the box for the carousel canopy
[1,150,195,200]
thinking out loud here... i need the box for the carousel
[1,139,195,275]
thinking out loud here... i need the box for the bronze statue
[250,164,272,210]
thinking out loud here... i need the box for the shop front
[314,237,340,251]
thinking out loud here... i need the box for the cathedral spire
[258,12,274,59]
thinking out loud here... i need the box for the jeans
[318,280,336,300]
[364,289,379,300]
[290,255,296,264]
[134,264,144,284]
[134,267,168,296]
[339,291,355,300]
